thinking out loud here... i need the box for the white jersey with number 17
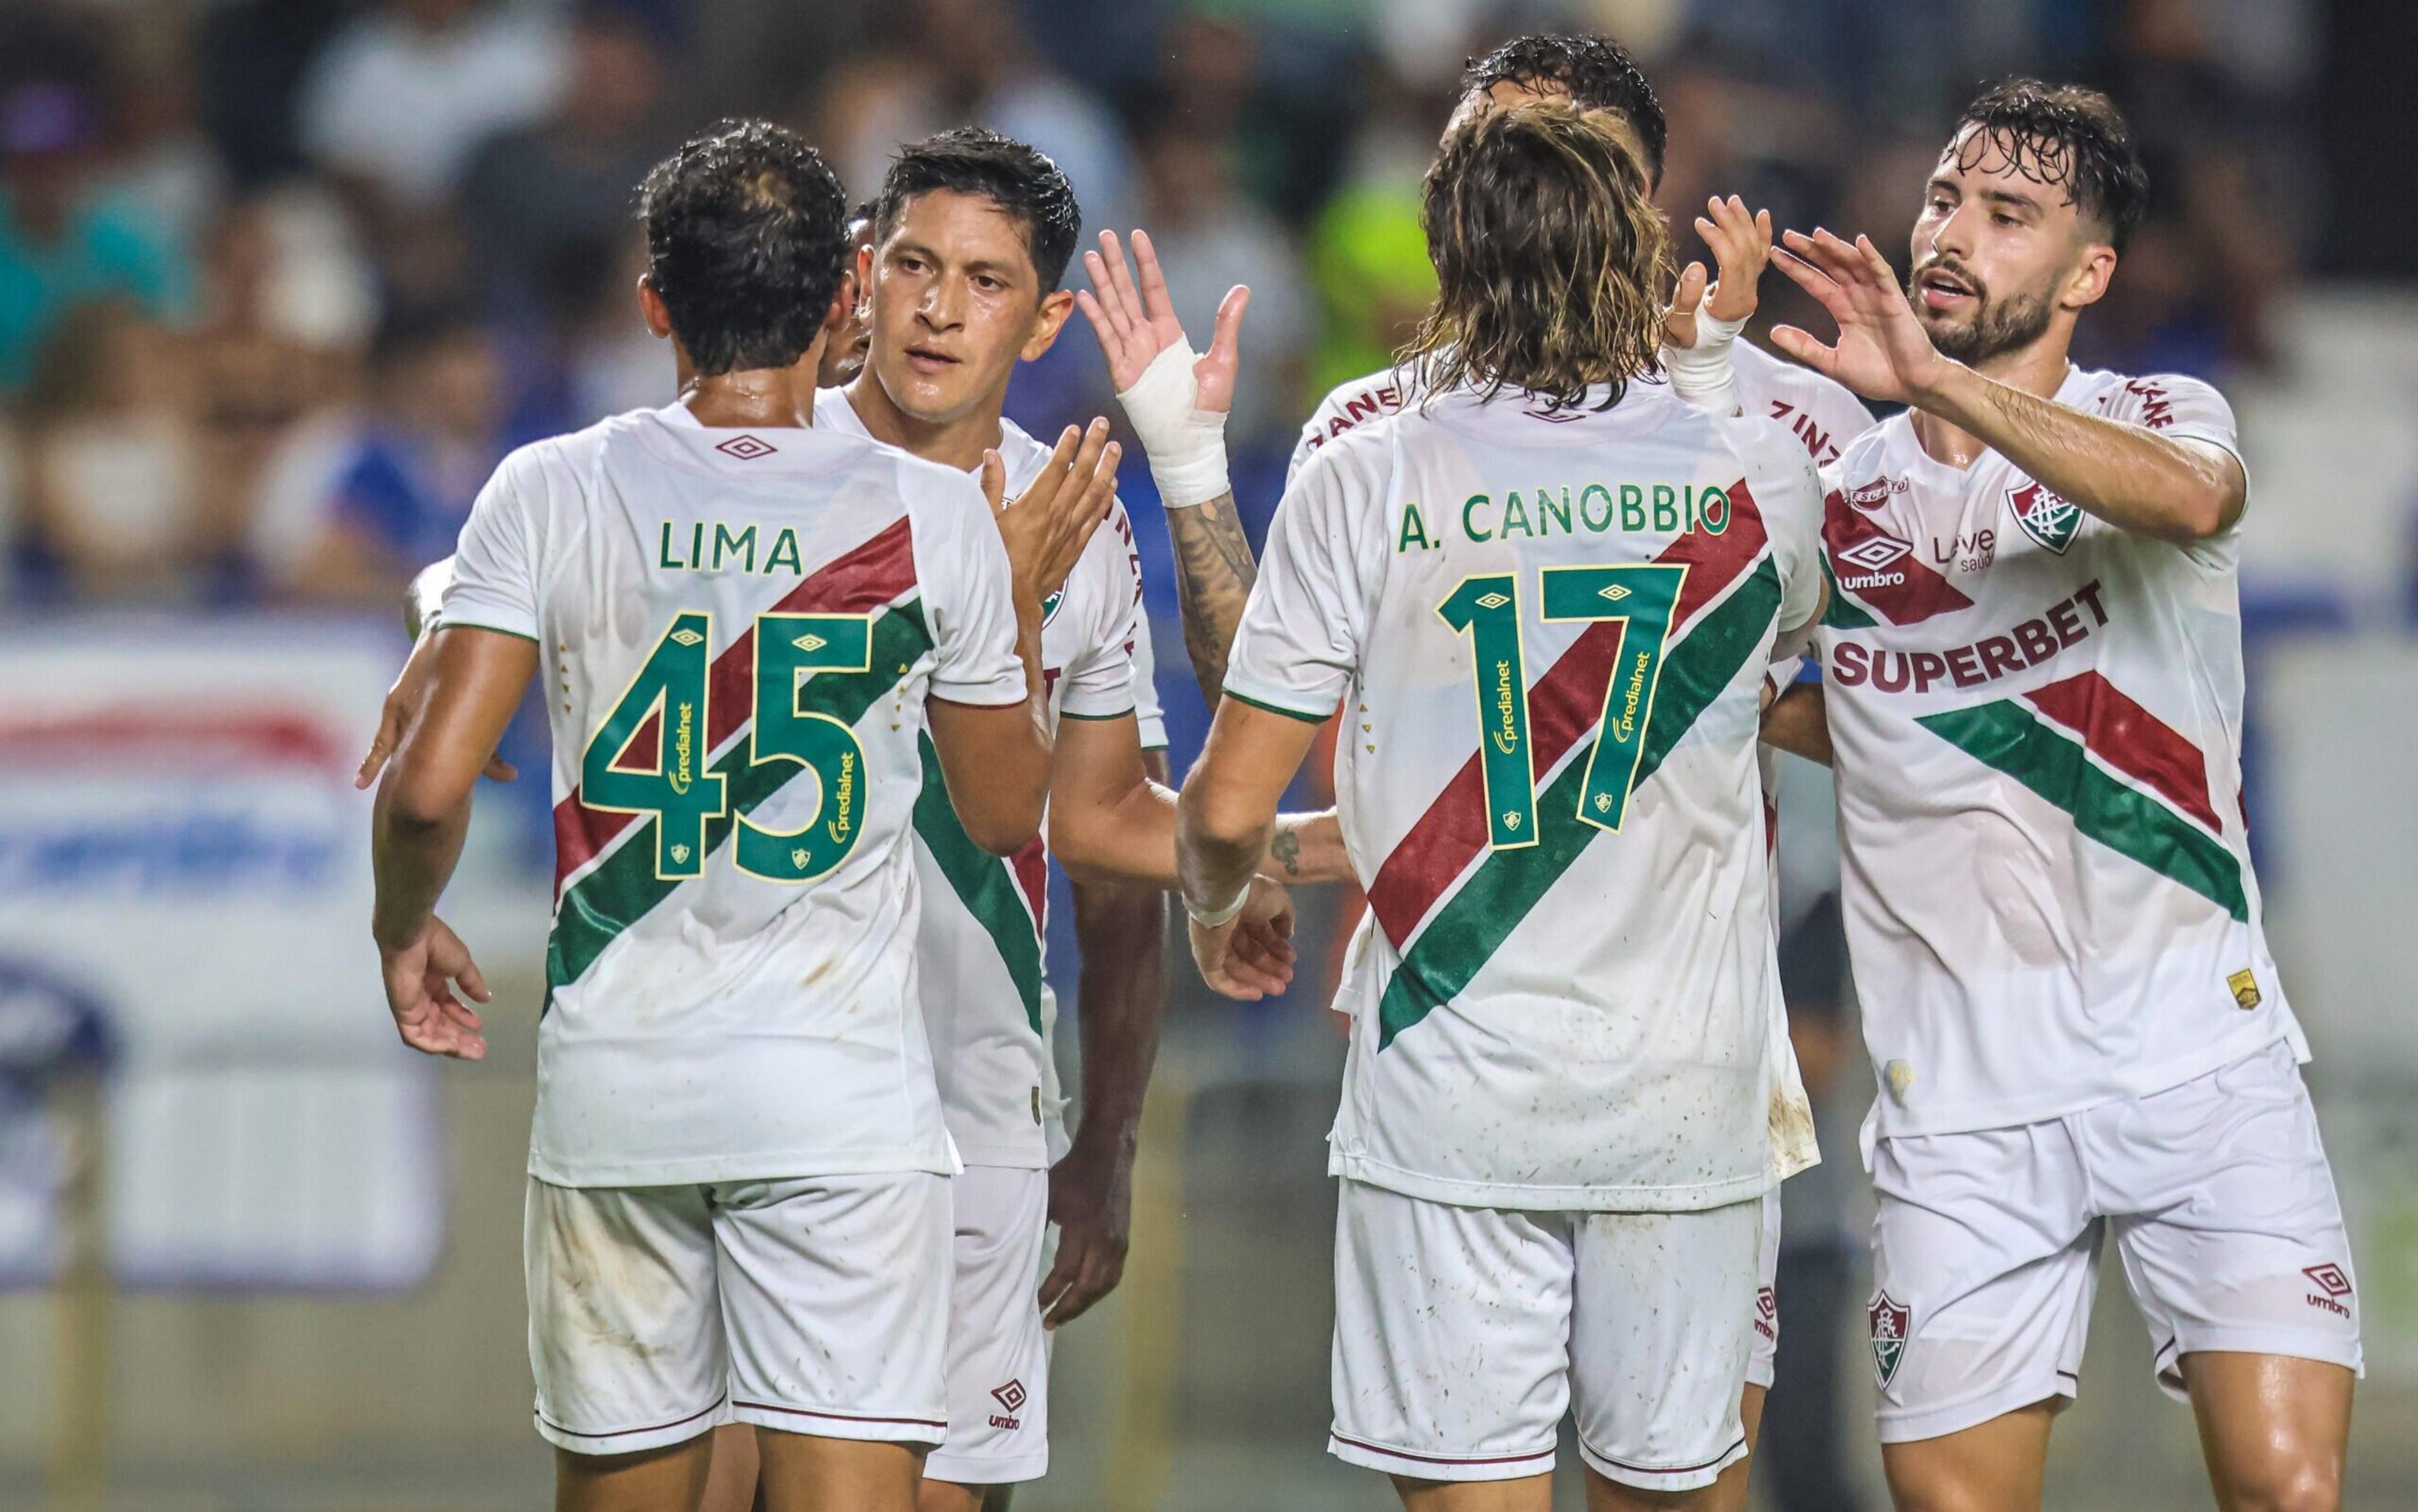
[1229,380,1824,1211]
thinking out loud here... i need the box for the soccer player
[1079,35,1859,1502]
[366,120,1115,1511]
[1750,82,2357,1511]
[1175,99,1827,1508]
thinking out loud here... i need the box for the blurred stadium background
[0,0,2414,1507]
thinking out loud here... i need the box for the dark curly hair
[1404,99,1672,414]
[637,119,849,376]
[1461,34,1667,190]
[875,128,1082,293]
[1951,79,2148,251]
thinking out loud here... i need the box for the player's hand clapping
[1770,227,1952,407]
[982,418,1121,610]
[1189,874,1298,1001]
[1664,195,1772,351]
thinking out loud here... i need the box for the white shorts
[924,1165,1052,1486]
[1329,1179,1762,1492]
[1748,1185,1781,1390]
[525,1172,951,1455]
[1866,1040,2362,1445]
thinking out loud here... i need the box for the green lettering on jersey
[764,527,804,576]
[1499,491,1535,539]
[1462,493,1495,543]
[1536,485,1573,536]
[1396,501,1434,554]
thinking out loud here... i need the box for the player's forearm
[1176,778,1274,921]
[1162,491,1259,708]
[1268,809,1354,885]
[371,780,472,948]
[1067,875,1167,1155]
[1916,364,2242,542]
[1760,683,1833,766]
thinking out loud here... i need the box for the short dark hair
[873,128,1082,292]
[1951,79,2148,252]
[637,119,848,375]
[1461,35,1666,189]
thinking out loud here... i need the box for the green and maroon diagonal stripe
[545,601,934,991]
[1372,555,1783,1049]
[1916,695,2247,921]
[911,732,1044,1034]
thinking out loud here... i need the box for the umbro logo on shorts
[715,434,776,460]
[1754,1286,1778,1342]
[988,1378,1026,1431]
[1868,1292,1912,1387]
[2304,1264,2354,1317]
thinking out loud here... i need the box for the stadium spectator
[295,0,569,216]
[280,307,504,605]
[16,300,215,601]
[0,79,193,395]
[458,0,676,324]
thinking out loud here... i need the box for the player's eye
[1992,213,2019,227]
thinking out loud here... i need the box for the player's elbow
[1178,773,1272,861]
[962,798,1043,858]
[379,759,468,838]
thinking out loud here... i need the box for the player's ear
[636,275,675,339]
[2064,242,2118,312]
[1019,288,1078,362]
[825,265,860,336]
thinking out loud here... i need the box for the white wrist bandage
[1184,885,1249,930]
[1664,307,1749,418]
[1116,341,1230,508]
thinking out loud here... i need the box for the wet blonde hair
[1402,98,1674,413]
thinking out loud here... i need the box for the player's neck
[676,368,815,430]
[844,371,1006,474]
[1911,331,2074,470]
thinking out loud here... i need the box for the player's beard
[1904,265,2054,366]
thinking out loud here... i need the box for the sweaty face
[866,190,1048,426]
[1906,126,2091,366]
[818,217,878,389]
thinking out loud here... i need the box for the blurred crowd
[0,0,2319,611]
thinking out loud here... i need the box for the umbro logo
[987,1378,1027,1431]
[715,434,776,460]
[1836,535,1911,573]
[2304,1264,2354,1317]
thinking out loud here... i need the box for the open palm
[1769,229,1950,407]
[1077,230,1250,412]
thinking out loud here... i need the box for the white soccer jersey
[1812,366,2305,1143]
[1296,351,1866,1188]
[1229,380,1825,1210]
[442,403,1028,1188]
[819,389,1154,1166]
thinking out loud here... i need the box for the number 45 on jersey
[582,609,876,884]
[1439,563,1688,848]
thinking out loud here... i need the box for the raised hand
[379,915,491,1060]
[1665,196,1773,350]
[1189,874,1298,1001]
[1077,229,1249,412]
[1769,228,1949,407]
[987,418,1121,605]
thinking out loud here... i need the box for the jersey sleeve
[1057,506,1144,722]
[440,448,543,641]
[912,469,1030,708]
[1721,416,1827,637]
[1223,443,1370,721]
[1130,610,1167,749]
[2107,372,2244,472]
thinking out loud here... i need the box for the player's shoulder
[1296,363,1420,457]
[2073,366,2235,435]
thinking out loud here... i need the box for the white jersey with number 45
[1228,380,1825,1210]
[1813,366,2307,1145]
[442,404,1029,1189]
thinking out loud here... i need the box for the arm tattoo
[1163,491,1258,709]
[1268,826,1302,878]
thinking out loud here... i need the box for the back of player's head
[875,128,1081,292]
[1951,79,2148,252]
[1460,34,1666,190]
[1405,98,1673,414]
[637,119,848,375]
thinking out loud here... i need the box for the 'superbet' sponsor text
[1831,580,2109,693]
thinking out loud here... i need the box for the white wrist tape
[1664,307,1749,417]
[1116,341,1230,508]
[1184,884,1249,930]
